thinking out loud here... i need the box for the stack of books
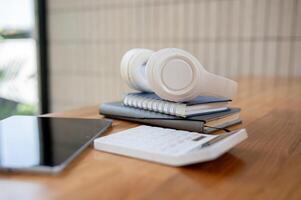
[99,92,241,133]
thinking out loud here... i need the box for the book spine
[106,115,204,133]
[123,94,185,117]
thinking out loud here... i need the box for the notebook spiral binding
[124,94,185,117]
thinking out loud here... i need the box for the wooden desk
[1,77,301,200]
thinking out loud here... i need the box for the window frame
[36,0,49,114]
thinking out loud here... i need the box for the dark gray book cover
[99,102,241,133]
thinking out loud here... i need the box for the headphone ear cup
[120,48,154,91]
[146,48,203,102]
[146,48,238,101]
[120,49,141,89]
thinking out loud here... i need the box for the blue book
[123,92,231,117]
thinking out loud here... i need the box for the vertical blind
[48,0,301,111]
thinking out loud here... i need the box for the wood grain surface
[1,77,301,200]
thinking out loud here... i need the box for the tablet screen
[0,116,111,173]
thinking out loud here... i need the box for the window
[0,0,38,119]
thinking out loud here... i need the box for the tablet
[0,116,111,174]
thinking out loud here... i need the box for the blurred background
[1,0,301,117]
[0,0,38,120]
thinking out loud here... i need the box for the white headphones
[121,48,237,102]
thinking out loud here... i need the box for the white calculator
[94,125,248,166]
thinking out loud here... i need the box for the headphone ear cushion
[120,48,154,91]
[146,48,203,102]
[120,49,141,88]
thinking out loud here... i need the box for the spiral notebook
[123,93,231,117]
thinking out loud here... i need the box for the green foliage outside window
[0,99,36,120]
[0,68,36,120]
